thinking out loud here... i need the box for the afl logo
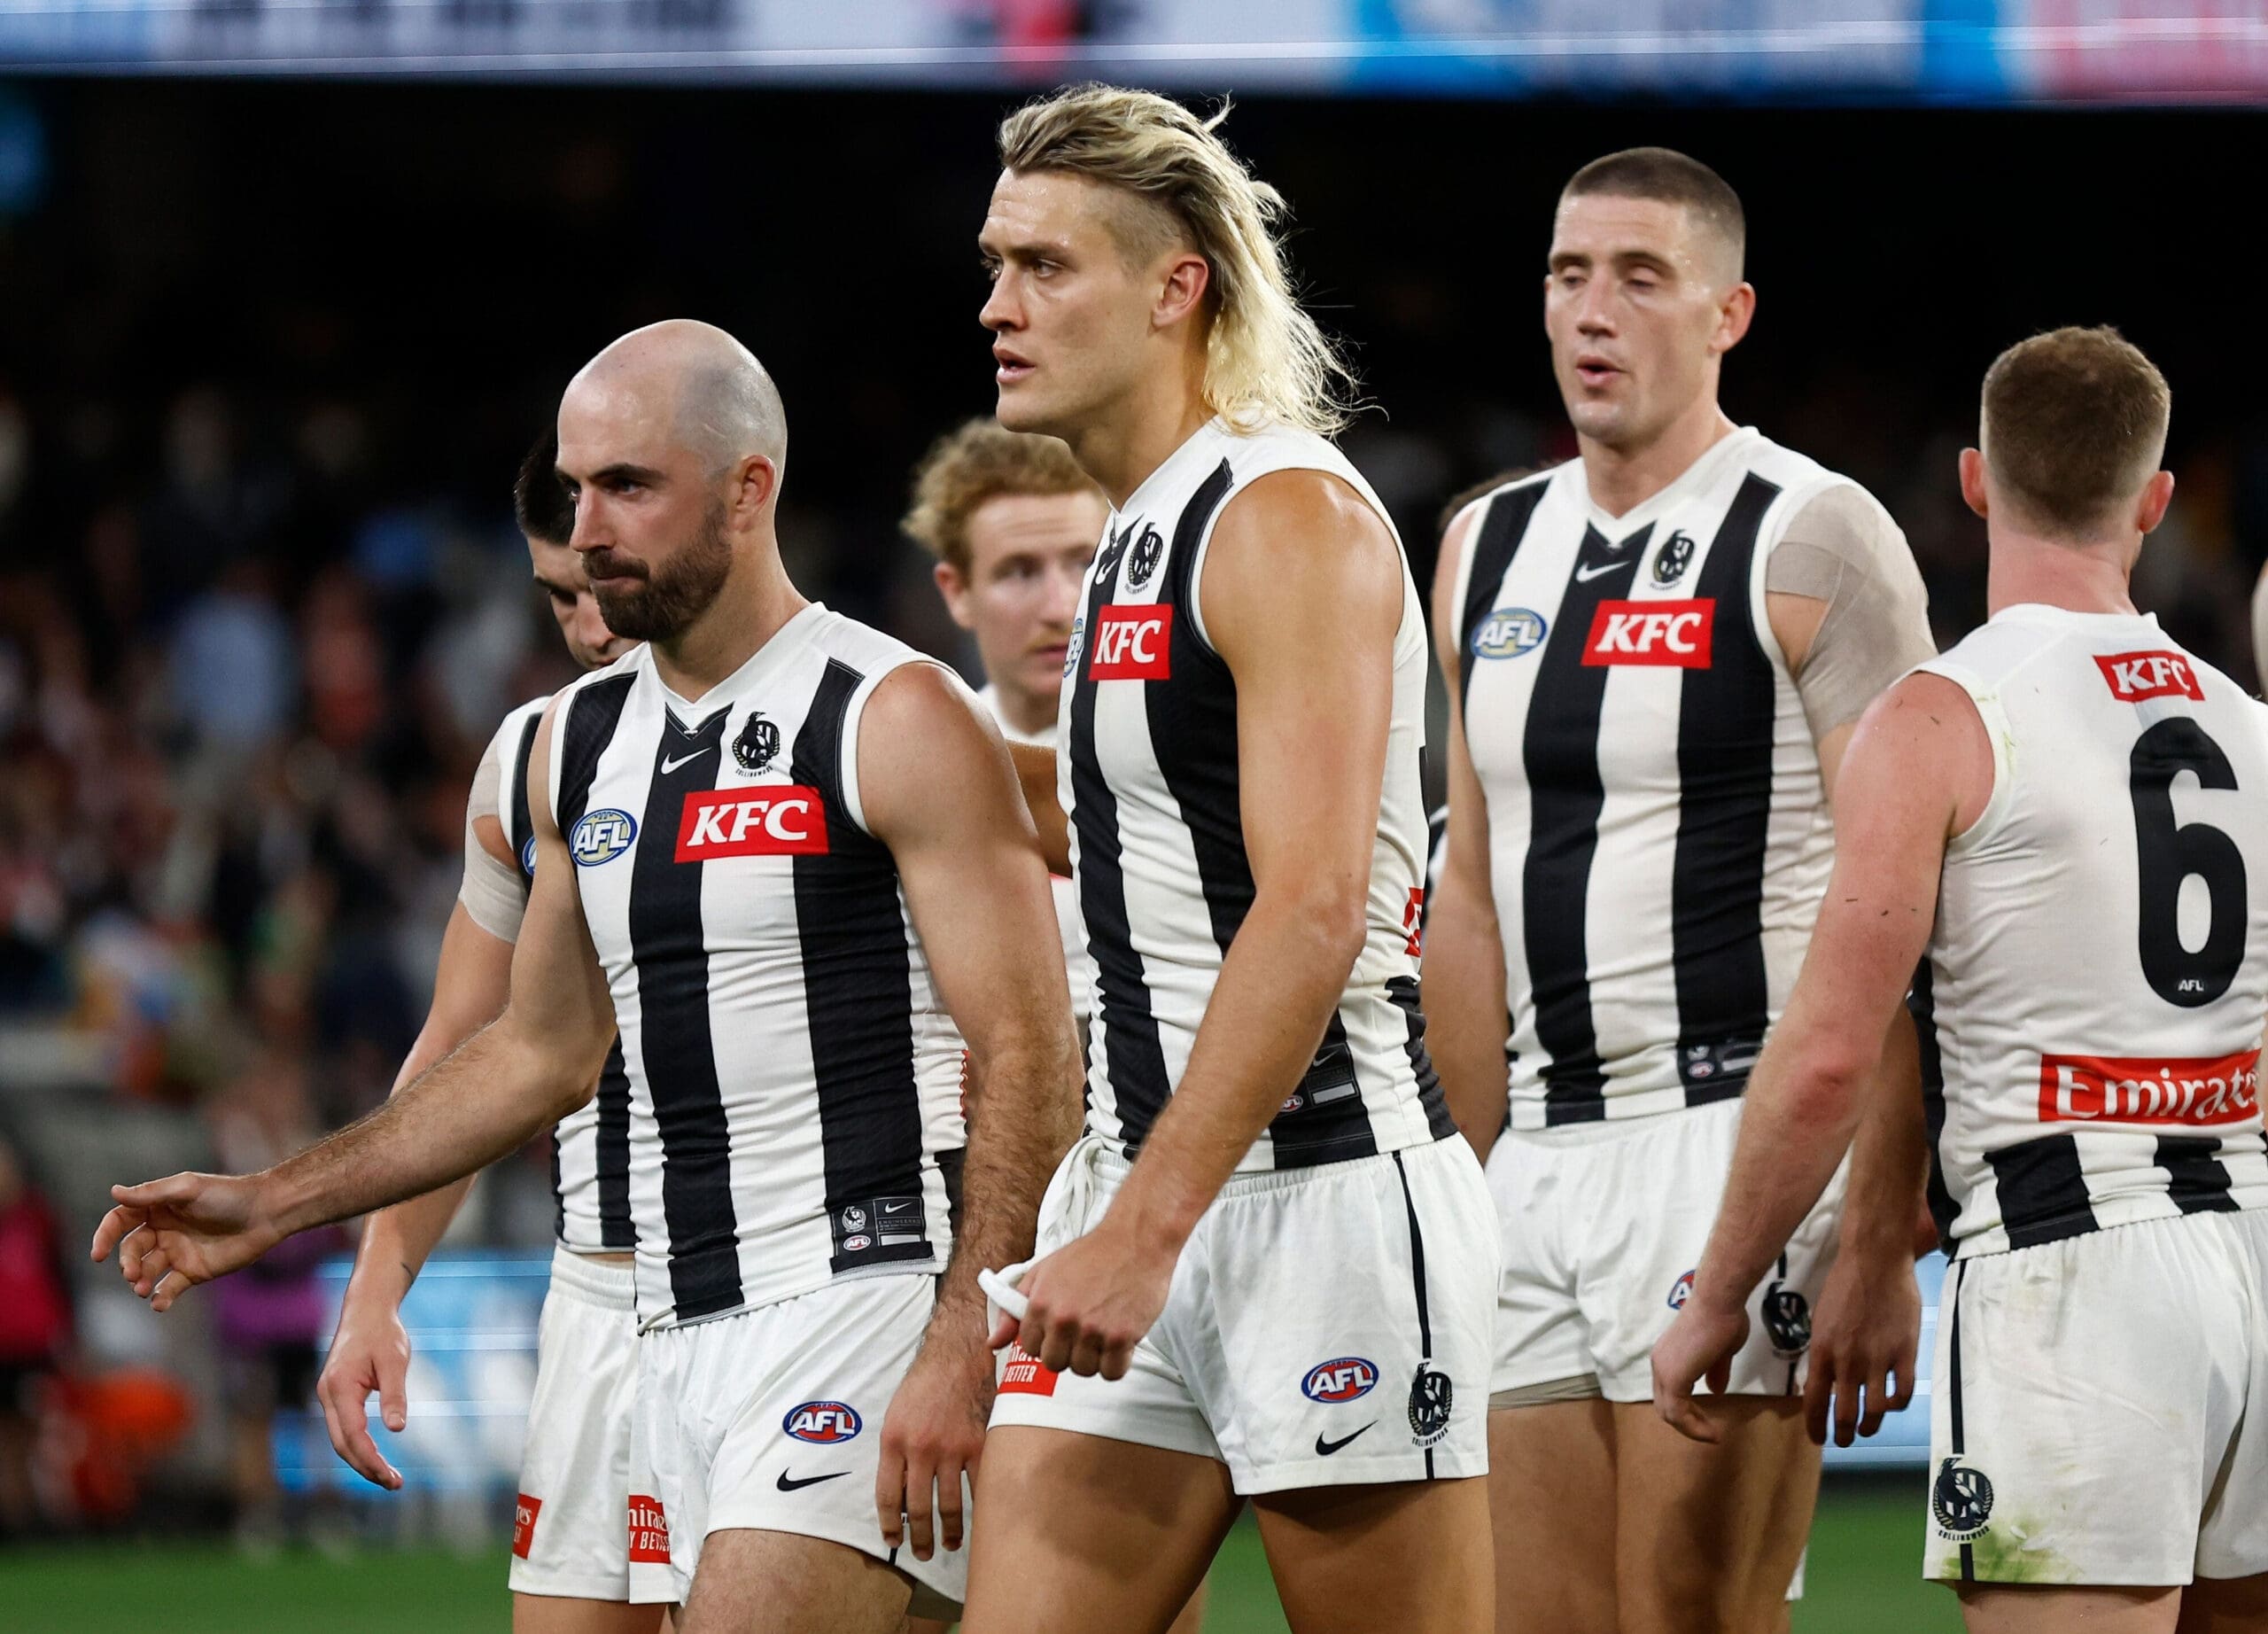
[1301,1358,1379,1404]
[571,809,638,867]
[1666,1268,1696,1311]
[519,834,538,878]
[1471,608,1547,660]
[782,1401,862,1444]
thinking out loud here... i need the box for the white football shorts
[987,1132,1497,1494]
[627,1272,966,1619]
[1488,1095,1847,1404]
[509,1246,666,1603]
[1926,1208,2268,1586]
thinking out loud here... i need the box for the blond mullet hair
[998,83,1358,438]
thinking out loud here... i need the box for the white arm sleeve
[458,723,530,945]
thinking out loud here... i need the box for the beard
[587,501,734,642]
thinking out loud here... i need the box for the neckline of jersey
[1112,416,1228,526]
[650,600,829,718]
[1990,602,2162,632]
[1573,424,1762,536]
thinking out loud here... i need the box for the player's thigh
[680,1528,911,1634]
[514,1595,667,1634]
[1612,1397,1819,1634]
[1252,1475,1491,1634]
[1163,1579,1208,1634]
[1487,1399,1618,1634]
[2176,1573,2268,1634]
[1955,1583,2180,1634]
[959,1426,1238,1634]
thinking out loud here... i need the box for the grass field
[3,1476,1960,1632]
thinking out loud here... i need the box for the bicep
[501,709,616,1078]
[859,666,1071,1054]
[415,904,516,1057]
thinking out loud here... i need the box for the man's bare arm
[1006,739,1071,876]
[93,704,617,1304]
[1424,499,1511,1163]
[858,662,1084,1558]
[1653,673,1990,1436]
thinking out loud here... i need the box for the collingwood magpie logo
[1407,1361,1454,1449]
[734,712,780,774]
[1652,530,1697,587]
[1760,1279,1812,1358]
[1126,523,1164,590]
[1931,1457,1994,1541]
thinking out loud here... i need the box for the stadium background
[3,4,2264,1629]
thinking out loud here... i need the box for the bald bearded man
[93,322,1084,1634]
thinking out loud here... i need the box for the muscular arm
[863,664,1084,1337]
[858,663,1084,1555]
[1654,673,1990,1434]
[1424,501,1511,1163]
[1097,471,1406,1259]
[1007,739,1071,876]
[94,704,618,1305]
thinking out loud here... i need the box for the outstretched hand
[1651,1297,1751,1444]
[89,1171,276,1312]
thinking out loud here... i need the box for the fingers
[1888,1354,1917,1414]
[986,1311,1021,1353]
[1654,1381,1720,1444]
[1068,1332,1106,1381]
[902,1446,937,1561]
[130,1244,175,1301]
[1833,1364,1864,1447]
[935,1454,967,1554]
[874,1430,908,1552]
[317,1367,400,1490]
[377,1350,410,1436]
[111,1174,203,1211]
[90,1204,147,1265]
[1856,1368,1891,1442]
[1803,1357,1836,1447]
[149,1267,196,1314]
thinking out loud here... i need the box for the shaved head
[568,318,788,477]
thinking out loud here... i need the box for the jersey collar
[1575,424,1763,537]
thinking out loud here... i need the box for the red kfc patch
[627,1493,672,1564]
[998,1343,1060,1397]
[1087,604,1172,681]
[2094,650,2204,704]
[2039,1049,2260,1127]
[511,1493,541,1560]
[1582,599,1715,667]
[674,786,830,861]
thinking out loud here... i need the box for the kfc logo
[2095,650,2204,704]
[1582,599,1715,667]
[2039,1049,2261,1127]
[1088,604,1172,681]
[675,786,829,860]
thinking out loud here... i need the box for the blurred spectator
[0,1129,74,1539]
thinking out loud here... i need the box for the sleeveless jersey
[481,694,636,1254]
[1060,416,1453,1173]
[546,605,965,1326]
[1454,428,1869,1128]
[1915,605,2268,1259]
[977,683,1091,1031]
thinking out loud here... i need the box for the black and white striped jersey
[1453,429,1863,1129]
[1915,608,2268,1259]
[546,606,965,1327]
[481,695,636,1255]
[1060,417,1454,1173]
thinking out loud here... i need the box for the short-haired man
[963,86,1497,1634]
[905,420,1102,1037]
[95,322,1084,1634]
[1658,326,2268,1632]
[1424,146,1940,1630]
[315,432,660,1634]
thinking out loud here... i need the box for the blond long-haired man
[959,86,1497,1634]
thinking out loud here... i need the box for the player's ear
[1713,281,1757,354]
[2135,469,2176,536]
[730,453,780,525]
[1958,448,1990,520]
[935,560,976,630]
[1154,252,1210,333]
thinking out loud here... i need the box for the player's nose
[980,275,1021,332]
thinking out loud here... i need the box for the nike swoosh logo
[1314,1422,1375,1457]
[1573,562,1621,583]
[882,1202,918,1215]
[775,1470,849,1492]
[661,748,712,774]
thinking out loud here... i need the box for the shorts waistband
[1504,1095,1743,1149]
[1089,1133,1449,1199]
[546,1241,638,1311]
